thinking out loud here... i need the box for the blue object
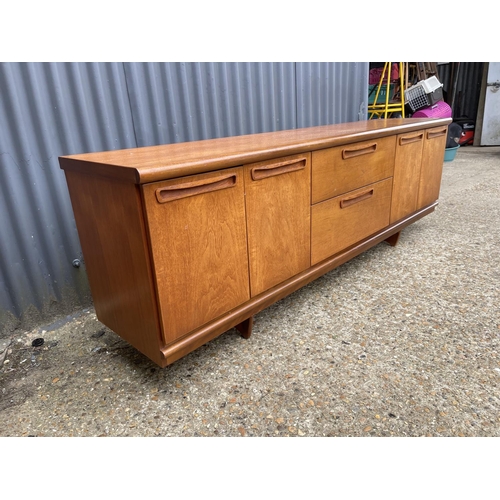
[444,145,460,162]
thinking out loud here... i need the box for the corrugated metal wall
[124,62,299,145]
[438,62,484,120]
[296,62,368,127]
[0,62,368,336]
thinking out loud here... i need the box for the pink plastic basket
[411,100,452,118]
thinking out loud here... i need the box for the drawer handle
[427,128,447,139]
[399,133,424,145]
[340,188,374,209]
[251,158,306,181]
[155,173,237,203]
[342,143,377,159]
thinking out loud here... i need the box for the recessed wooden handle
[427,128,447,139]
[155,173,237,203]
[399,133,424,145]
[342,143,377,159]
[251,158,306,181]
[340,188,374,209]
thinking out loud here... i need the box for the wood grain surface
[60,119,450,367]
[417,126,448,209]
[142,167,250,344]
[64,170,164,365]
[59,118,451,184]
[244,153,311,296]
[312,135,396,204]
[311,177,393,265]
[390,131,425,223]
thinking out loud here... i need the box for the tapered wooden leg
[385,231,401,247]
[236,316,253,339]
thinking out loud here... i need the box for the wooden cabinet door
[244,153,311,296]
[417,126,448,209]
[142,167,250,345]
[390,130,425,224]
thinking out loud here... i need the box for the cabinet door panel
[142,167,250,344]
[390,130,425,223]
[417,126,448,209]
[245,153,311,296]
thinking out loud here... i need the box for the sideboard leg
[385,231,401,247]
[236,316,253,339]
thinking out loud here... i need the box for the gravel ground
[1,146,499,438]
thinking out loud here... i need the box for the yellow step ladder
[368,62,406,119]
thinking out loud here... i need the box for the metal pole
[450,62,461,117]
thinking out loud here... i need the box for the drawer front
[312,135,396,204]
[311,177,393,265]
[142,167,250,344]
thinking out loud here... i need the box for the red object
[369,64,399,85]
[459,130,474,146]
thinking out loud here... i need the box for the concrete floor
[1,145,499,438]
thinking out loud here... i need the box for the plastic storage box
[419,76,442,94]
[405,84,429,112]
[405,76,444,112]
[411,100,452,119]
[425,86,443,106]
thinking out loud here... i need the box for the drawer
[311,135,396,204]
[311,177,393,265]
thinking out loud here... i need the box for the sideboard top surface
[59,118,452,184]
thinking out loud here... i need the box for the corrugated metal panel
[0,62,137,333]
[297,62,369,127]
[438,62,484,120]
[124,62,298,145]
[0,62,368,335]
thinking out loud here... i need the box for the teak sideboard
[59,118,451,367]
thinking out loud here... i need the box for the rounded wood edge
[60,119,452,185]
[137,121,452,184]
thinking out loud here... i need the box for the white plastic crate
[419,76,443,94]
[405,83,428,112]
[405,76,444,112]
